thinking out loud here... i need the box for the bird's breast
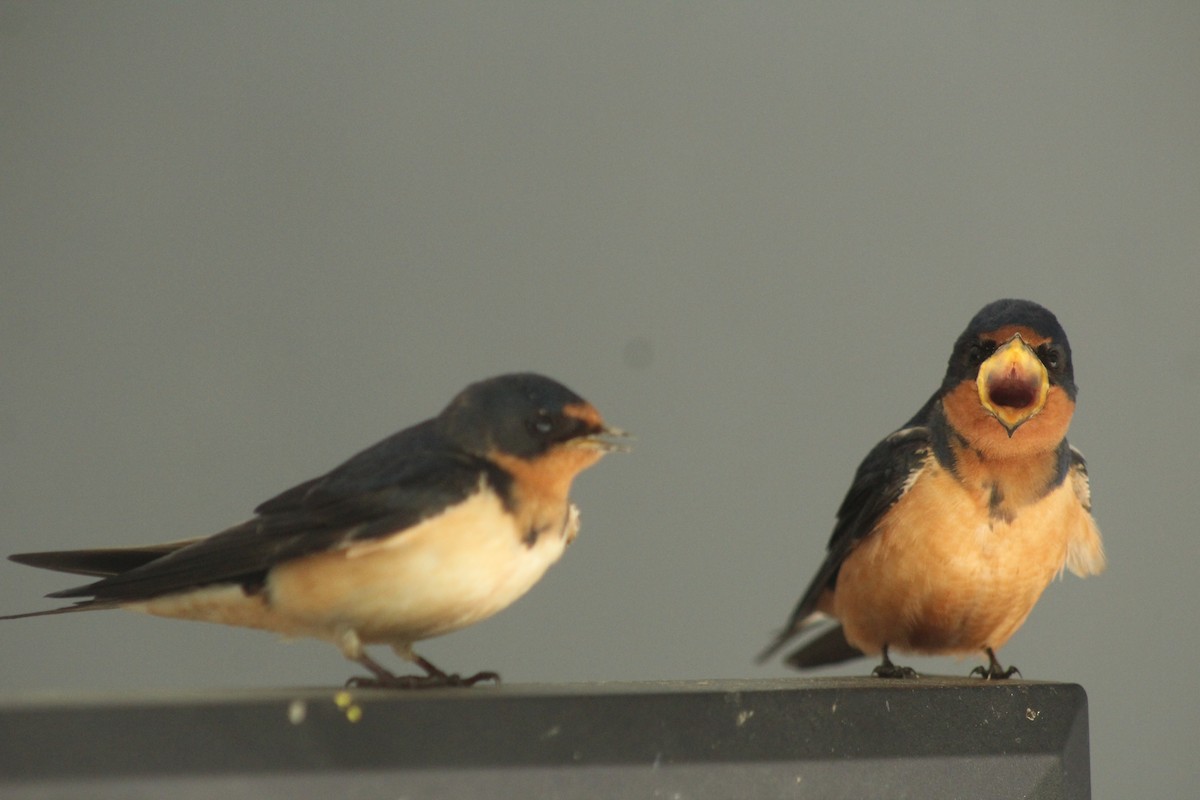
[830,463,1098,656]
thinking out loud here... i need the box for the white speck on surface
[735,709,754,727]
[1026,707,1040,721]
[287,699,307,725]
[542,724,562,739]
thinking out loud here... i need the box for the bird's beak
[976,334,1049,437]
[576,425,633,453]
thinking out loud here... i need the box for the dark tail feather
[0,600,118,621]
[5,543,194,611]
[757,609,826,664]
[8,542,191,579]
[784,623,864,669]
[757,625,801,664]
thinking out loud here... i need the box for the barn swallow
[758,299,1105,678]
[3,373,627,688]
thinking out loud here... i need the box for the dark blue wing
[42,423,506,603]
[758,423,932,663]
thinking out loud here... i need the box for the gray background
[2,3,1196,796]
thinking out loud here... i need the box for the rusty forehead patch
[979,325,1053,348]
[562,401,603,429]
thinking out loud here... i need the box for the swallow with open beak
[3,373,628,688]
[759,299,1105,678]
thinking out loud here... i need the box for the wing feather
[1063,446,1106,577]
[758,425,932,663]
[31,430,501,603]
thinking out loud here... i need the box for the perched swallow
[3,373,627,688]
[759,299,1105,678]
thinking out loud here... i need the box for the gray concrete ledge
[0,677,1090,799]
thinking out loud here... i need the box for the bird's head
[440,373,628,495]
[939,299,1077,457]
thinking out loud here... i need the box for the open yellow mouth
[976,335,1049,436]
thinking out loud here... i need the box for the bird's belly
[134,491,571,646]
[832,472,1077,656]
[269,491,570,644]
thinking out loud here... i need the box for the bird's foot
[871,647,919,679]
[346,651,500,690]
[969,663,1021,680]
[970,648,1020,680]
[872,662,919,679]
[345,670,500,689]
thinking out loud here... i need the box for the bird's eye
[529,411,554,436]
[967,342,994,366]
[1039,346,1062,371]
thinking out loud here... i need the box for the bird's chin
[983,400,1043,438]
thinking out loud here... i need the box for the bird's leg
[339,629,411,688]
[337,631,499,688]
[345,651,496,689]
[336,630,425,689]
[871,644,919,679]
[969,647,1020,680]
[346,649,414,687]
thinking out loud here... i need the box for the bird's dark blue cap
[439,372,601,458]
[962,299,1069,345]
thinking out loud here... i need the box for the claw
[971,648,1021,680]
[345,670,500,690]
[871,645,920,679]
[346,651,501,690]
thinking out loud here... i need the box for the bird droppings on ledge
[334,690,363,723]
[287,699,307,725]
